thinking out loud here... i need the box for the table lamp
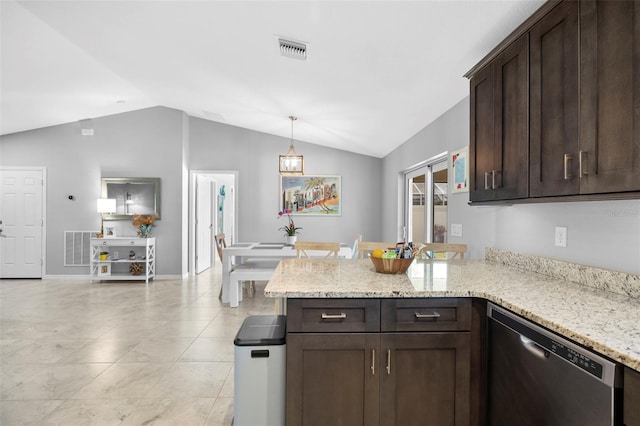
[96,198,116,237]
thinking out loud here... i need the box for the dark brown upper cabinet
[468,0,640,203]
[579,0,640,194]
[470,34,529,202]
[529,0,579,197]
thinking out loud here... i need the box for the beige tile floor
[0,264,274,425]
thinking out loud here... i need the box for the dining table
[220,242,352,304]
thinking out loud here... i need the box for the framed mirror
[101,177,161,220]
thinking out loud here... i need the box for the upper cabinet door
[492,34,529,200]
[580,0,640,194]
[469,34,528,202]
[529,0,580,197]
[470,64,495,202]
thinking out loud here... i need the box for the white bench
[228,267,276,307]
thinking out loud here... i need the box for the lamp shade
[97,198,116,214]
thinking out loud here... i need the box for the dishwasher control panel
[549,340,603,379]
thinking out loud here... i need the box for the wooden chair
[295,241,340,258]
[357,241,397,259]
[418,243,467,260]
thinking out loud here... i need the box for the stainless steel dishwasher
[487,303,622,426]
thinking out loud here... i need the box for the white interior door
[0,169,44,278]
[195,174,213,274]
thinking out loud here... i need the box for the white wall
[382,97,640,275]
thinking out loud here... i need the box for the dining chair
[215,233,256,299]
[351,233,363,259]
[418,243,467,260]
[295,241,341,258]
[357,241,398,259]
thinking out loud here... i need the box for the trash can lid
[234,315,286,346]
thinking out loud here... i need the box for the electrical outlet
[555,226,567,247]
[450,223,463,237]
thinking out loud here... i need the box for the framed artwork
[103,226,117,238]
[280,175,341,216]
[451,146,469,193]
[98,263,111,276]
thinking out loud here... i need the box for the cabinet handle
[579,150,588,176]
[371,349,375,375]
[484,172,490,190]
[321,312,347,320]
[415,312,441,319]
[491,170,498,189]
[563,154,573,180]
[386,349,391,375]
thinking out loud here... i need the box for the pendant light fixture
[279,116,304,175]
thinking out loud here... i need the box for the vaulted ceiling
[1,0,544,157]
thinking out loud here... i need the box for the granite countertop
[264,256,640,371]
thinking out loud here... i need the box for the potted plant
[99,251,109,261]
[278,211,302,245]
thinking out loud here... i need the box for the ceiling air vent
[278,38,308,61]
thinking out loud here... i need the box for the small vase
[138,225,152,238]
[286,235,297,246]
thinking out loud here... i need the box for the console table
[90,237,155,283]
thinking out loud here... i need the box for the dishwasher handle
[520,335,550,360]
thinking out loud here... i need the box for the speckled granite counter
[264,257,640,371]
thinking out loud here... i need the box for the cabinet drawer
[381,298,471,332]
[287,299,380,333]
[93,238,149,247]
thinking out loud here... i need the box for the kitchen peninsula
[264,250,640,425]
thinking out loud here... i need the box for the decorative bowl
[370,256,414,274]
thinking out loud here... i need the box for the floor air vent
[278,38,308,60]
[64,231,94,266]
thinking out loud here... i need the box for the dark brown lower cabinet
[379,333,471,426]
[286,332,471,426]
[625,367,640,426]
[286,333,380,426]
[286,298,474,426]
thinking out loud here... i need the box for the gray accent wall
[2,100,638,277]
[1,107,186,276]
[187,117,382,244]
[1,106,383,276]
[382,97,640,275]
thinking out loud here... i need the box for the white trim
[44,274,184,281]
[188,170,238,276]
[401,152,448,244]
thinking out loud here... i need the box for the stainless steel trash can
[234,315,286,426]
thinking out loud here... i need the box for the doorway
[189,170,237,275]
[0,167,47,278]
[403,154,448,243]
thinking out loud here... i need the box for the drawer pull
[371,349,375,375]
[563,154,573,180]
[386,349,391,375]
[579,150,589,176]
[321,313,347,320]
[415,312,441,319]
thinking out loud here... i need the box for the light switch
[451,223,463,237]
